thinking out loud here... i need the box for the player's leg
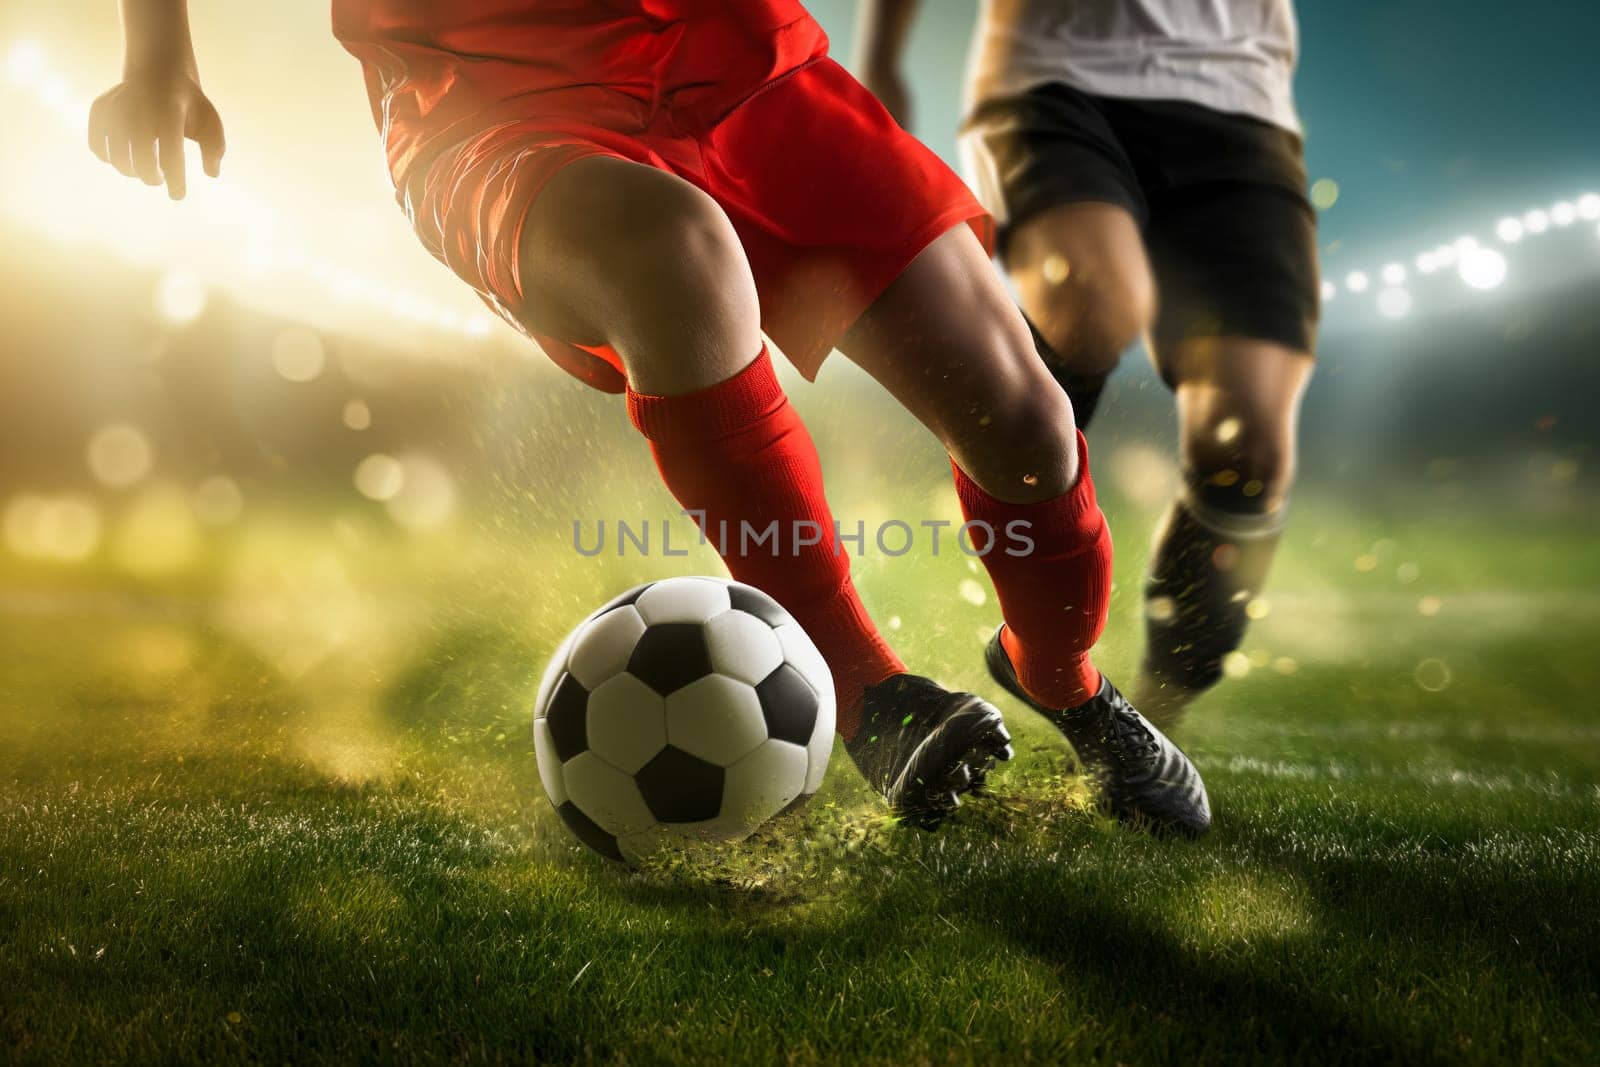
[1132,159,1321,728]
[1004,200,1156,427]
[962,83,1156,427]
[1135,338,1312,726]
[837,224,1209,835]
[515,156,905,727]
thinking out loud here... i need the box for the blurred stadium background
[2,1,1595,575]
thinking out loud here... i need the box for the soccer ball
[533,576,835,864]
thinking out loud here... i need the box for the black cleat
[845,674,1014,830]
[985,631,1211,836]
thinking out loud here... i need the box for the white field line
[1199,754,1596,799]
[1219,720,1600,745]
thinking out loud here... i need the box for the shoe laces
[1103,703,1162,765]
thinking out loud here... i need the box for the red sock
[952,430,1110,708]
[626,348,904,734]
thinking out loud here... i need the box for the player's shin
[952,430,1111,710]
[626,347,903,733]
[1138,492,1285,723]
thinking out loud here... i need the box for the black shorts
[962,81,1320,357]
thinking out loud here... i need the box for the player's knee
[599,185,755,322]
[1026,271,1153,378]
[1183,422,1295,515]
[959,330,1082,496]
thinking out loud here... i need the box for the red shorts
[397,57,989,392]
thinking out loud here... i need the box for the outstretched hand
[88,72,225,200]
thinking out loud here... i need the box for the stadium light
[1579,194,1600,221]
[1344,270,1370,293]
[1496,217,1525,243]
[1320,280,1336,301]
[1458,247,1508,290]
[1524,209,1551,233]
[1550,201,1577,227]
[1382,262,1407,285]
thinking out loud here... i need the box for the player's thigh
[838,224,1079,492]
[1168,338,1313,510]
[1004,200,1157,374]
[1145,179,1319,389]
[517,154,761,389]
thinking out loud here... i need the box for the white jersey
[965,0,1302,134]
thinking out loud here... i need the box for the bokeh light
[270,326,327,383]
[3,492,101,561]
[342,399,372,431]
[1344,270,1369,293]
[1495,217,1524,243]
[193,475,244,526]
[1377,287,1413,319]
[385,454,457,531]
[156,268,208,325]
[112,484,202,577]
[354,454,404,501]
[1458,247,1508,290]
[1414,658,1452,692]
[87,423,154,488]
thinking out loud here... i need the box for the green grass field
[2,491,1597,1064]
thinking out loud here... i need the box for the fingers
[188,99,226,178]
[87,96,111,163]
[158,114,187,200]
[108,134,138,180]
[130,134,162,186]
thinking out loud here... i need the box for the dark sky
[807,0,1600,266]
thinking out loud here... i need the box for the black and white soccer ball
[533,576,835,864]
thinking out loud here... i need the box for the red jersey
[332,1,829,182]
